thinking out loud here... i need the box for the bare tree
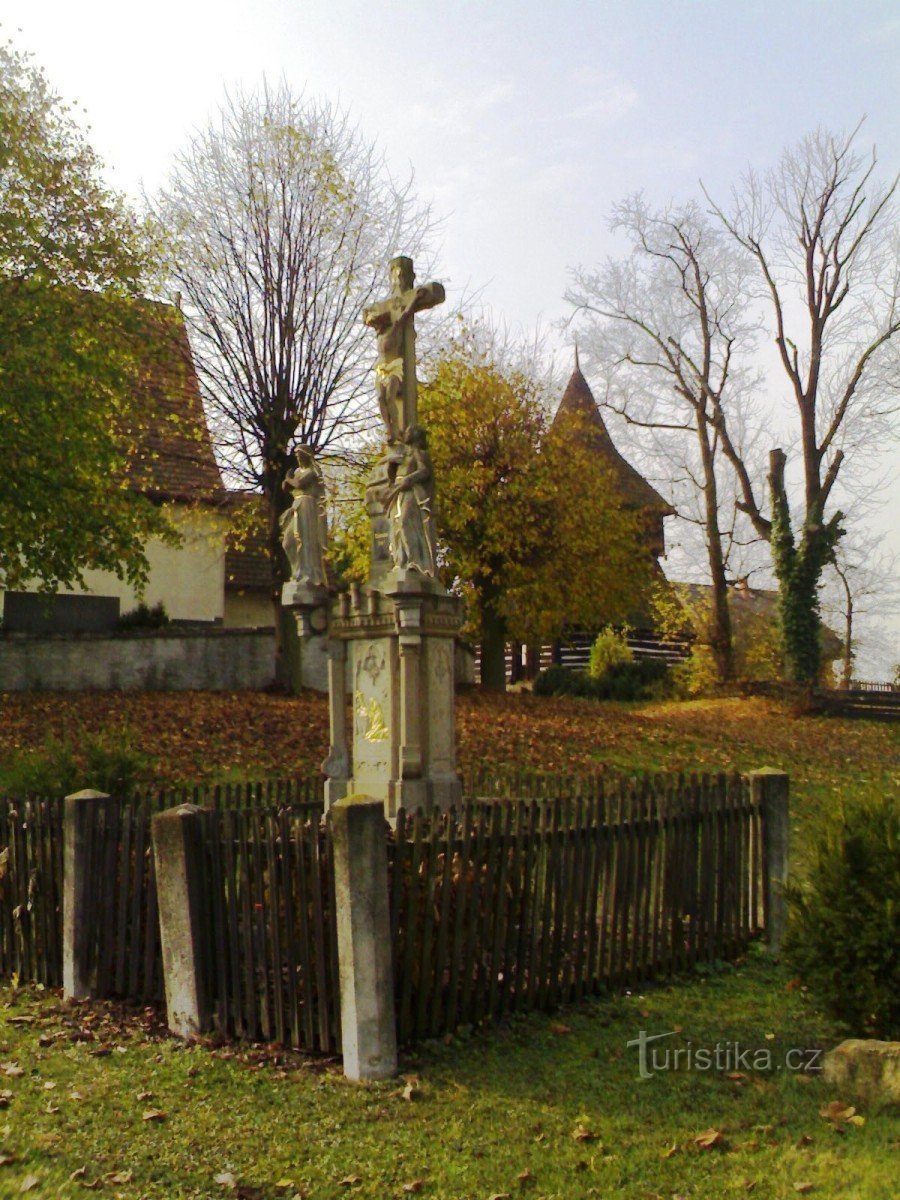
[150,80,434,661]
[707,124,900,686]
[567,196,763,681]
[821,530,900,686]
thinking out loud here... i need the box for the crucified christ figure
[363,256,445,443]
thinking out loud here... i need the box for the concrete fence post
[63,789,110,1001]
[749,768,790,954]
[151,804,212,1039]
[329,794,397,1081]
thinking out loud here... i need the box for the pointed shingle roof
[553,355,672,514]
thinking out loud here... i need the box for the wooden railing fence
[390,774,763,1044]
[197,805,338,1052]
[0,779,324,997]
[1,770,768,1053]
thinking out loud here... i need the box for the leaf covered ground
[0,689,895,847]
[0,690,897,1195]
[0,953,897,1199]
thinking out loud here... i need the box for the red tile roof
[124,302,224,503]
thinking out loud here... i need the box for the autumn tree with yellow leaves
[419,332,654,689]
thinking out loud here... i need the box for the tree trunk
[768,449,826,691]
[697,415,734,683]
[480,606,508,691]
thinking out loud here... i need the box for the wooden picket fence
[0,771,768,1054]
[390,774,764,1043]
[0,798,63,987]
[0,779,324,997]
[196,805,339,1052]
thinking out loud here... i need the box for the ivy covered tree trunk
[768,450,843,689]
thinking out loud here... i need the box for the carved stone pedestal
[324,576,462,821]
[281,581,331,692]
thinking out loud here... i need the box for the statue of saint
[383,425,437,576]
[363,256,445,444]
[280,446,328,587]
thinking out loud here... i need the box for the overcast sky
[5,0,899,669]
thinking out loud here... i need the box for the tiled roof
[124,302,224,503]
[222,493,273,593]
[225,537,273,593]
[553,361,673,514]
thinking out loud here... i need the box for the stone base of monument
[324,577,463,822]
[281,581,331,692]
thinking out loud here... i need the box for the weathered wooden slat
[486,801,514,1021]
[308,815,331,1053]
[398,808,426,1042]
[445,805,473,1032]
[537,800,562,1009]
[430,810,456,1038]
[512,801,540,1012]
[292,815,316,1049]
[501,802,527,1012]
[265,812,286,1046]
[460,804,488,1027]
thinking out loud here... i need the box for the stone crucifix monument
[323,256,462,820]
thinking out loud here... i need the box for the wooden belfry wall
[0,769,781,1054]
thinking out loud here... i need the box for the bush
[783,794,899,1038]
[588,626,633,678]
[533,659,669,702]
[670,646,719,697]
[117,601,170,630]
[0,730,150,797]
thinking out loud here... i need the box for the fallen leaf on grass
[487,1194,511,1200]
[402,1182,424,1194]
[0,1152,16,1167]
[572,1124,599,1143]
[142,1107,167,1122]
[105,1170,134,1185]
[0,1063,23,1078]
[401,1078,420,1102]
[694,1128,727,1150]
[41,1081,56,1091]
[819,1101,863,1126]
[516,1168,535,1186]
[214,1172,236,1189]
[550,1023,572,1035]
[738,1181,757,1193]
[793,1184,814,1195]
[69,1090,85,1102]
[0,1092,11,1108]
[19,1176,39,1193]
[661,1141,678,1159]
[338,1176,362,1188]
[274,1181,294,1192]
[136,1090,153,1102]
[44,1101,59,1114]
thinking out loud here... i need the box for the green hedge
[533,660,669,702]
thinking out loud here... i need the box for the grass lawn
[0,691,896,1197]
[1,951,896,1200]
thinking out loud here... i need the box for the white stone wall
[0,628,275,692]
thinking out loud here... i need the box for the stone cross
[363,256,445,443]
